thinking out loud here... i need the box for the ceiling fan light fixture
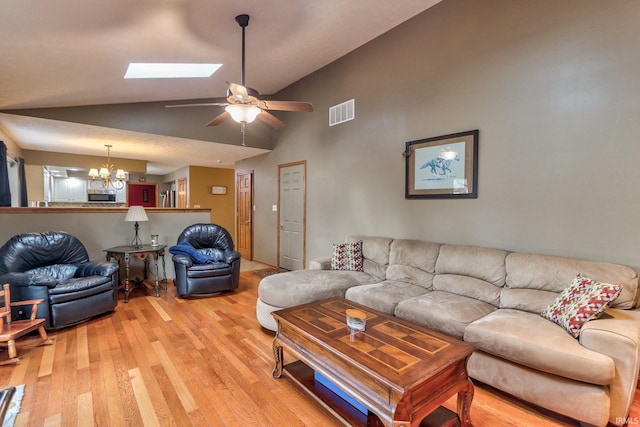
[225,104,261,124]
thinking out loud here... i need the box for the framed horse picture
[404,130,478,199]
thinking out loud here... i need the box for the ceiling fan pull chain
[241,123,246,147]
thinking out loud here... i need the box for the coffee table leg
[457,379,474,427]
[272,339,283,378]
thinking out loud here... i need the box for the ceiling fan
[167,14,313,132]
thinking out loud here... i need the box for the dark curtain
[18,157,27,207]
[0,141,11,206]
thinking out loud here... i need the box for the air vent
[329,99,355,126]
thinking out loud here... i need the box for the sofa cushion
[394,291,496,339]
[505,253,638,310]
[345,235,392,281]
[258,269,377,309]
[198,247,225,262]
[186,262,232,278]
[386,239,440,289]
[25,264,78,281]
[331,240,363,271]
[435,244,508,286]
[345,281,429,315]
[433,275,501,307]
[540,274,622,338]
[464,309,615,385]
[433,245,507,306]
[499,288,558,314]
[48,276,113,303]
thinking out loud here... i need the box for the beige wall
[189,166,236,240]
[238,0,640,270]
[0,130,21,156]
[0,210,211,279]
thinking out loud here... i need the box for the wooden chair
[0,283,53,365]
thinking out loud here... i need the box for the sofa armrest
[0,272,58,288]
[309,257,332,270]
[580,308,640,425]
[75,260,119,277]
[172,254,193,268]
[224,250,241,264]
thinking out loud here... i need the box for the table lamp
[124,206,148,248]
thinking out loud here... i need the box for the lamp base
[131,221,143,248]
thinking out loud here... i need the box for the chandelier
[88,144,126,190]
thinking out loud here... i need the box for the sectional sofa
[256,235,640,426]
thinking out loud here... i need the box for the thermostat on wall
[211,186,227,195]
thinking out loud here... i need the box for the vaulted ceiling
[0,0,440,174]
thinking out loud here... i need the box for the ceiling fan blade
[258,100,314,112]
[228,82,250,100]
[207,111,230,127]
[256,111,286,129]
[166,102,228,108]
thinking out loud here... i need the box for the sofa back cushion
[345,236,392,281]
[433,245,508,307]
[386,239,441,289]
[504,253,639,311]
[0,231,89,274]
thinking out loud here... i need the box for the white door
[279,162,305,271]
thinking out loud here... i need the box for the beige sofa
[256,236,640,426]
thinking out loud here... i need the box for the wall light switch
[272,205,278,211]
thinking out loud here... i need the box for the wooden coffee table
[272,297,475,427]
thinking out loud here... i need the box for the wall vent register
[329,99,355,126]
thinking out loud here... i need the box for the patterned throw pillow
[540,274,622,338]
[331,240,363,271]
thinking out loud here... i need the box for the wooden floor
[1,270,638,426]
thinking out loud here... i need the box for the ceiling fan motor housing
[236,14,250,27]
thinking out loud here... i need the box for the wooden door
[177,178,187,208]
[236,171,253,260]
[278,162,306,271]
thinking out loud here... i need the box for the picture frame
[404,130,478,199]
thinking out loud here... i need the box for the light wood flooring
[1,269,639,426]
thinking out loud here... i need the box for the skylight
[124,63,222,79]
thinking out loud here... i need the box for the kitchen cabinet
[52,178,87,202]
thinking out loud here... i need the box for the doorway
[236,171,253,260]
[278,161,306,271]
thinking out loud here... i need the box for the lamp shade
[225,104,261,124]
[124,206,149,222]
[88,168,99,178]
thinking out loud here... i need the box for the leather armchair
[172,224,241,298]
[0,231,119,330]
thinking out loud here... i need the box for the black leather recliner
[172,224,241,298]
[0,231,119,330]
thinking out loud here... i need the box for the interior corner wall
[236,0,640,270]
